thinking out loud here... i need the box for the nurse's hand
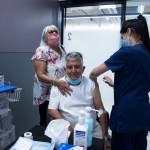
[68,125,73,132]
[103,76,114,87]
[54,79,73,96]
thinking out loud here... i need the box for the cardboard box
[0,109,12,134]
[0,125,15,149]
[0,93,9,109]
[57,143,83,150]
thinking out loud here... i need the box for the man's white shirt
[48,76,102,139]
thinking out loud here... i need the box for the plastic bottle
[85,109,93,147]
[73,110,88,150]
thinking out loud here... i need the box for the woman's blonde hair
[40,25,59,46]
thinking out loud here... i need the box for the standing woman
[31,25,72,126]
[90,15,150,150]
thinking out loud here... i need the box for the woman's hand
[55,79,73,96]
[103,76,114,87]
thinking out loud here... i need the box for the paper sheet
[9,137,54,150]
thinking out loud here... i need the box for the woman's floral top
[31,45,66,106]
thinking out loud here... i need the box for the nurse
[90,14,150,150]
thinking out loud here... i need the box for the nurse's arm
[89,63,109,79]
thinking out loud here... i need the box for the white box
[0,75,4,87]
[0,93,9,109]
[0,109,12,134]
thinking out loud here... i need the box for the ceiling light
[106,17,110,21]
[66,8,72,13]
[66,25,120,31]
[99,5,116,10]
[138,5,145,14]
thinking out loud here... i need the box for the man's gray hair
[65,52,83,64]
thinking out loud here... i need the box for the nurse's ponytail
[137,15,150,52]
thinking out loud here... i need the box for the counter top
[4,125,104,150]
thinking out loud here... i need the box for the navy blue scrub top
[105,44,150,133]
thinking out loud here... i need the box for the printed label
[74,131,86,147]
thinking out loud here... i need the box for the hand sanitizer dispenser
[74,110,88,150]
[85,108,93,147]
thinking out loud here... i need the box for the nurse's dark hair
[120,14,150,52]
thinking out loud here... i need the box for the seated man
[48,52,108,140]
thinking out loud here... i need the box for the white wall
[63,26,121,114]
[63,15,150,114]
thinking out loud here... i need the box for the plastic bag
[45,119,70,149]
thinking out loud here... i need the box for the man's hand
[68,125,73,132]
[104,139,111,150]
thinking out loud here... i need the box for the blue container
[85,113,93,147]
